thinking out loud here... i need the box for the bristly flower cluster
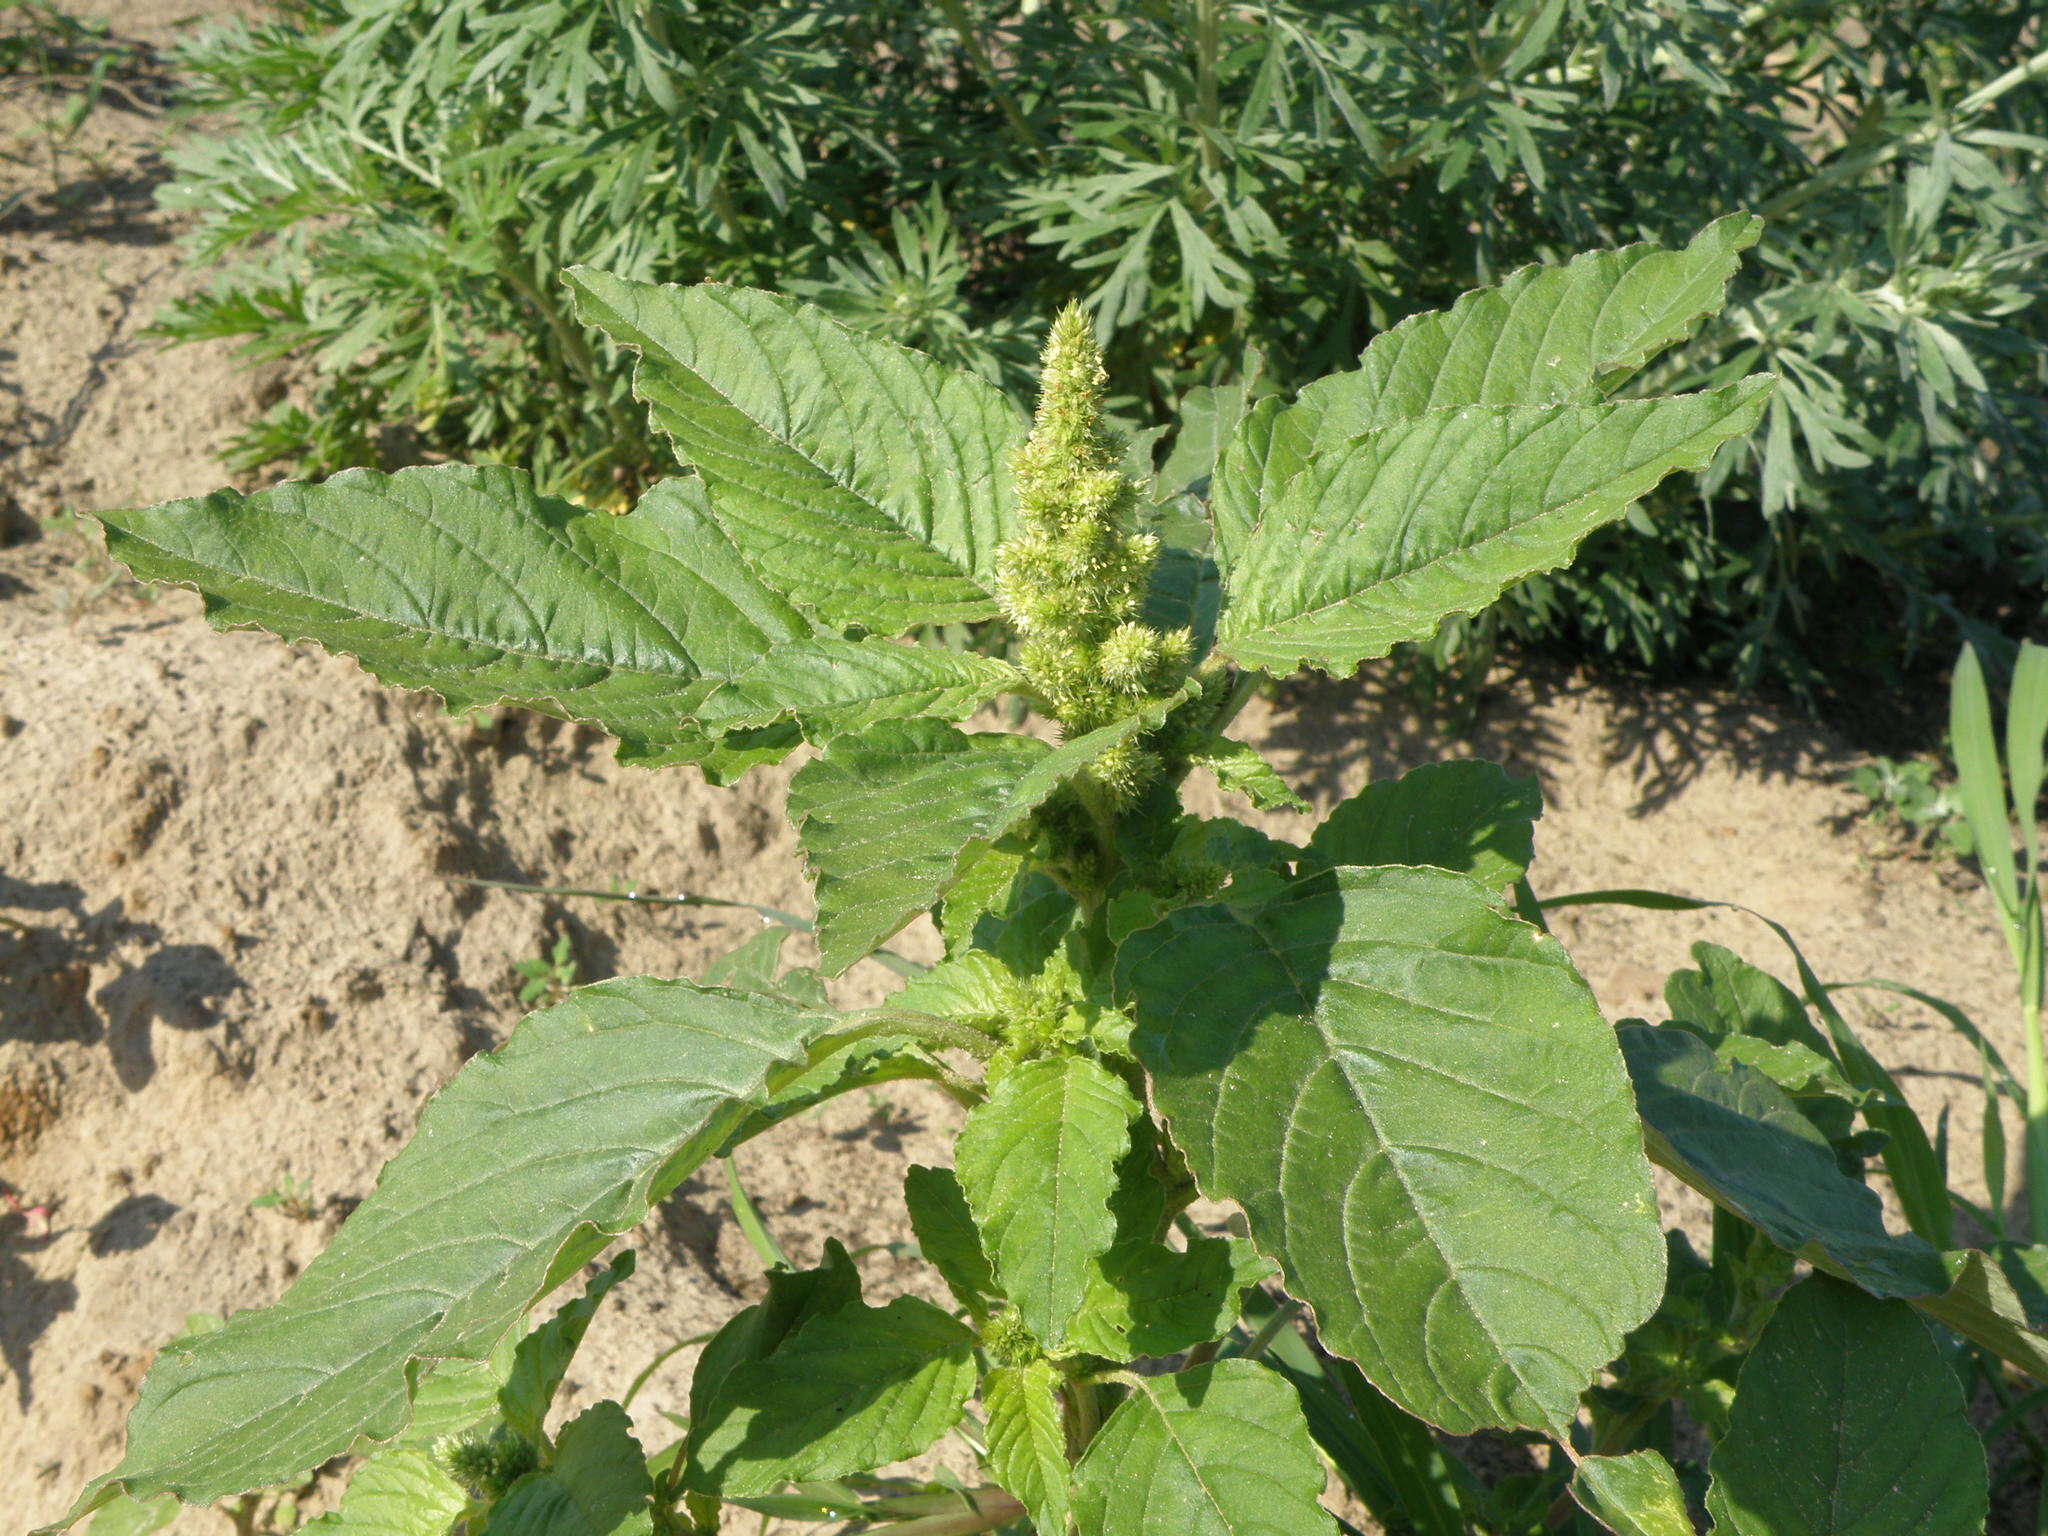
[996,306,1192,801]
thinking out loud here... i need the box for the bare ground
[1,7,2036,1531]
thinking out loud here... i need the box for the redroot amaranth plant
[54,215,2039,1536]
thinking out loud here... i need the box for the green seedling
[45,218,2037,1536]
[248,1174,316,1224]
[511,934,578,1007]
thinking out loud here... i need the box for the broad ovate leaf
[1210,215,1760,565]
[1304,760,1539,889]
[300,1452,467,1536]
[982,1361,1071,1536]
[1189,735,1309,813]
[1570,1451,1694,1536]
[1118,865,1664,1436]
[682,1296,976,1496]
[55,979,830,1525]
[790,703,1184,974]
[953,1055,1142,1348]
[1705,1276,1987,1536]
[1618,1025,1949,1298]
[1214,379,1772,677]
[483,1401,651,1536]
[1071,1360,1333,1536]
[94,467,822,771]
[567,271,1025,632]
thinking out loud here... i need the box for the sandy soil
[1,6,2036,1532]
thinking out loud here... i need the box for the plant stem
[1191,0,1221,173]
[492,228,640,461]
[2025,993,2048,1241]
[866,1491,1025,1536]
[825,1009,1002,1060]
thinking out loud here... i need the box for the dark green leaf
[1706,1277,1987,1536]
[1304,760,1539,889]
[1119,865,1664,1435]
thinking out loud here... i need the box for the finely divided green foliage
[63,225,2044,1536]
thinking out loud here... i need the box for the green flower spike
[996,305,1192,800]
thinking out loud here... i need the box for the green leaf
[83,1498,176,1536]
[683,1295,976,1496]
[903,1164,999,1311]
[566,272,1024,632]
[58,979,829,1521]
[1190,736,1309,813]
[982,1361,1071,1536]
[95,468,822,771]
[1918,1245,2048,1382]
[891,951,1020,1027]
[1118,865,1664,1436]
[1570,1451,1694,1536]
[1070,1360,1333,1536]
[1304,760,1539,889]
[1067,1236,1276,1360]
[1214,379,1773,677]
[1210,216,1761,566]
[790,706,1180,974]
[938,850,1077,972]
[1952,644,2018,913]
[2009,640,2048,872]
[484,1401,652,1536]
[501,1252,634,1446]
[953,1055,1142,1349]
[684,637,1021,745]
[304,1451,469,1536]
[1663,941,1833,1060]
[1705,1276,1987,1536]
[1618,1024,1949,1298]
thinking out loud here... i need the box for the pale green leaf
[304,1451,468,1536]
[83,1497,176,1536]
[485,1401,652,1536]
[903,1164,999,1311]
[1214,380,1772,677]
[1706,1276,1986,1536]
[685,638,1021,745]
[683,1296,976,1497]
[1211,215,1760,565]
[1070,1360,1333,1536]
[1191,736,1309,813]
[501,1252,633,1446]
[790,701,1184,975]
[1952,644,2018,912]
[1118,865,1664,1435]
[1304,760,1539,889]
[567,272,1024,632]
[1067,1236,1276,1360]
[95,468,821,771]
[982,1361,1071,1536]
[1570,1450,1693,1536]
[954,1056,1142,1348]
[938,851,1077,972]
[2009,640,2048,872]
[891,951,1020,1027]
[58,979,829,1521]
[1618,1024,1948,1298]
